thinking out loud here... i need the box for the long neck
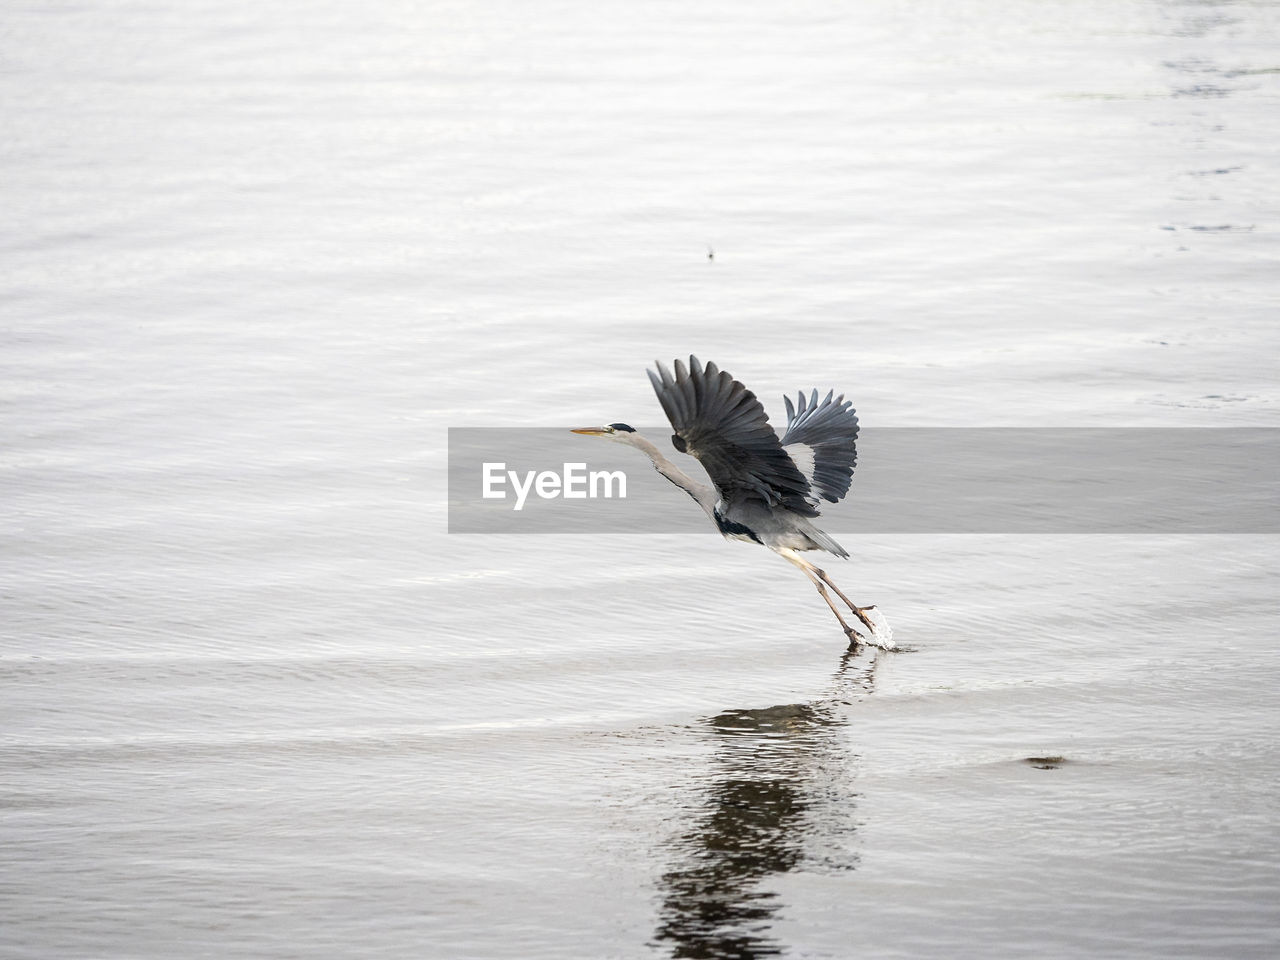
[628,433,717,518]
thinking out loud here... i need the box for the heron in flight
[573,356,890,649]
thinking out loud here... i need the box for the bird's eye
[605,425,616,433]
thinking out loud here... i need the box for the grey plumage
[647,357,815,516]
[573,355,890,648]
[780,387,859,505]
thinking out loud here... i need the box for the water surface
[3,1,1279,957]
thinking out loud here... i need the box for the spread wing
[647,356,816,516]
[780,388,859,504]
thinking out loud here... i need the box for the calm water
[4,1,1279,957]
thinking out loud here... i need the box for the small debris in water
[1024,756,1066,770]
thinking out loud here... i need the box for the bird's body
[574,356,891,649]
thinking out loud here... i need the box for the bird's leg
[778,548,866,644]
[807,571,867,644]
[812,568,878,635]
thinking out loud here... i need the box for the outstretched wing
[648,356,816,515]
[780,388,859,504]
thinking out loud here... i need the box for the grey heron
[573,355,890,649]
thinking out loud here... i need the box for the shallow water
[3,1,1279,957]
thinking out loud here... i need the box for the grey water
[3,1,1280,957]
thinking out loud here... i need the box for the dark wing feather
[648,356,816,515]
[780,388,859,504]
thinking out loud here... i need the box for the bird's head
[571,422,638,444]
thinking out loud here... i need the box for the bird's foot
[844,612,895,651]
[852,605,878,633]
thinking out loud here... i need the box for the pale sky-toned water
[3,1,1279,958]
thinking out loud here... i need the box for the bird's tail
[804,524,849,559]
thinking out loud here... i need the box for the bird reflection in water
[653,646,879,959]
